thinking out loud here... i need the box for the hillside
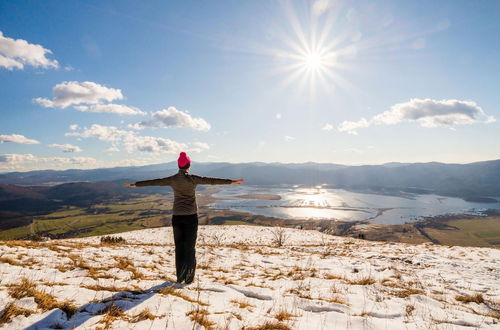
[0,226,499,329]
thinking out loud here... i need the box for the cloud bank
[130,107,211,131]
[0,154,96,170]
[34,81,145,115]
[0,134,40,144]
[0,31,59,70]
[67,124,209,154]
[338,98,496,135]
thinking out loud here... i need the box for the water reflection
[209,185,500,225]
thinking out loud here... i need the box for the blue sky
[1,0,499,171]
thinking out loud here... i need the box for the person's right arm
[124,176,173,187]
[192,175,244,185]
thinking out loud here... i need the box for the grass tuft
[455,293,484,304]
[130,308,157,322]
[186,308,214,329]
[345,276,375,285]
[159,286,209,306]
[274,309,295,321]
[0,303,34,325]
[247,321,292,330]
[7,278,77,317]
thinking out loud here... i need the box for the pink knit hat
[178,152,191,168]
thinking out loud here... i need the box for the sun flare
[303,51,324,70]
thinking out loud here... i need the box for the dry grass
[114,257,145,280]
[0,303,34,325]
[406,304,415,317]
[115,256,134,269]
[245,282,272,289]
[2,241,41,249]
[323,273,344,280]
[96,304,125,330]
[455,293,484,304]
[247,321,292,330]
[231,312,242,320]
[0,256,23,266]
[66,254,103,279]
[158,287,209,306]
[274,309,295,321]
[186,308,214,329]
[130,308,158,323]
[271,227,290,247]
[393,288,425,298]
[8,278,77,317]
[82,284,136,292]
[326,295,349,305]
[230,299,254,310]
[286,282,312,300]
[345,276,375,285]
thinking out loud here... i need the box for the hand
[232,178,244,184]
[123,183,136,187]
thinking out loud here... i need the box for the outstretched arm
[192,175,244,185]
[123,177,172,187]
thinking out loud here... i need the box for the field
[421,217,500,247]
[1,186,499,249]
[0,195,172,240]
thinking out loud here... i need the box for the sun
[303,51,324,71]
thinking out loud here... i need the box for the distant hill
[1,159,499,199]
[0,182,155,230]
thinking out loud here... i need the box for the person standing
[124,152,243,284]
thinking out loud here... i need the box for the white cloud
[74,103,145,115]
[106,146,120,153]
[312,0,330,16]
[131,107,211,131]
[0,134,40,144]
[338,118,370,135]
[322,123,334,131]
[0,31,58,70]
[67,124,209,155]
[66,124,131,144]
[284,135,295,142]
[0,153,170,172]
[49,143,82,153]
[189,142,210,153]
[35,81,123,109]
[0,153,37,163]
[69,124,80,131]
[122,135,187,154]
[0,153,97,171]
[338,99,496,135]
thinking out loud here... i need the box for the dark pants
[172,214,198,284]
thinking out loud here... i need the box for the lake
[208,185,500,224]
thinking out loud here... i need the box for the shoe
[184,269,195,284]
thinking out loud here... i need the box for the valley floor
[0,226,499,329]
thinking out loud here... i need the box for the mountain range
[1,159,499,199]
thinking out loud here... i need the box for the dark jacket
[135,169,232,215]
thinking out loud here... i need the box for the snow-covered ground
[0,225,499,329]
